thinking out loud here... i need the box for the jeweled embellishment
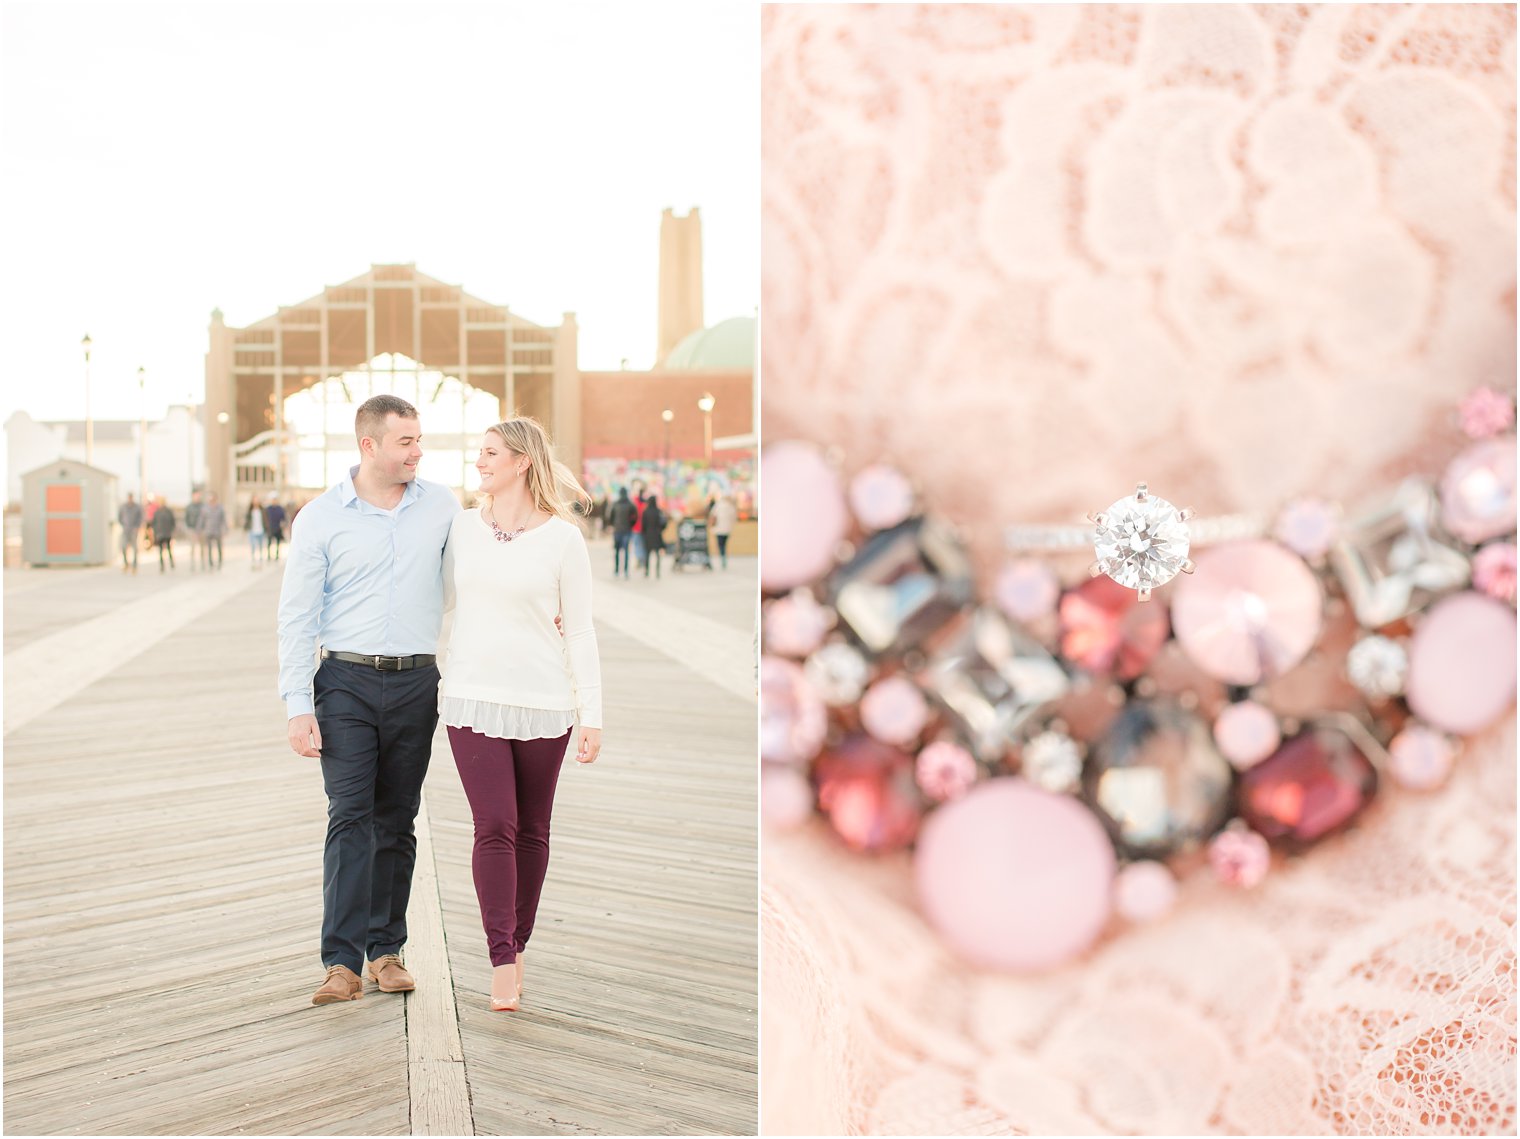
[1345,635,1408,700]
[915,607,1069,763]
[813,735,922,853]
[1236,724,1377,846]
[1084,700,1234,859]
[1091,485,1192,595]
[828,516,975,658]
[1019,730,1083,794]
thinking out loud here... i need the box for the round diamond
[803,641,871,706]
[1346,635,1408,700]
[1094,491,1191,591]
[1020,730,1083,794]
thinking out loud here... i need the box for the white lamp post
[82,334,94,465]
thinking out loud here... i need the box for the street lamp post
[661,408,673,493]
[216,411,230,508]
[136,366,147,499]
[82,334,94,465]
[186,392,197,498]
[697,393,715,465]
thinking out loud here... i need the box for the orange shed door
[44,482,85,558]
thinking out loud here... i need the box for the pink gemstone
[1406,591,1518,734]
[1472,542,1518,603]
[762,764,815,829]
[1208,828,1271,888]
[848,464,914,531]
[915,740,978,801]
[994,559,1061,623]
[1171,541,1323,685]
[814,735,922,853]
[1237,727,1377,845]
[914,779,1115,971]
[860,675,930,746]
[1440,437,1517,544]
[1058,575,1170,680]
[761,442,849,592]
[1213,700,1281,770]
[759,656,827,766]
[1113,860,1179,923]
[1387,725,1457,792]
[1274,498,1339,560]
[1459,386,1516,439]
[763,590,832,657]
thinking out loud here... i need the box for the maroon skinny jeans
[446,725,573,966]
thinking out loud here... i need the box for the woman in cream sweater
[440,416,603,1012]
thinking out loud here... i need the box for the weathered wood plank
[2,544,759,1135]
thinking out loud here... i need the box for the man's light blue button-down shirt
[277,467,459,718]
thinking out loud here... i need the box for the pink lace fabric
[761,5,1517,1134]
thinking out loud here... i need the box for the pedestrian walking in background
[277,394,457,1006]
[184,491,206,571]
[246,496,266,568]
[117,493,143,574]
[202,492,226,569]
[442,415,602,1012]
[609,487,635,578]
[265,496,287,561]
[709,494,738,570]
[143,498,158,553]
[630,488,647,570]
[641,494,666,579]
[151,497,176,572]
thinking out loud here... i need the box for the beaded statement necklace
[485,509,528,543]
[760,386,1518,972]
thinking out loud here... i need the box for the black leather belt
[322,650,437,671]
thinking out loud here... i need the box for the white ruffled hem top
[439,696,574,742]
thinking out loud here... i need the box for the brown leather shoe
[368,954,415,993]
[312,964,363,1005]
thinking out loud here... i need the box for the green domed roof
[663,316,755,371]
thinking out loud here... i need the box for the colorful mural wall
[582,457,755,519]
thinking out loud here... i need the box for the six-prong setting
[1089,483,1194,600]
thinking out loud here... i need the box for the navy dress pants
[314,656,439,974]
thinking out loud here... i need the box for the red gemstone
[813,735,922,853]
[1059,575,1170,679]
[1237,727,1377,845]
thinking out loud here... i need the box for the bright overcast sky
[0,1,757,422]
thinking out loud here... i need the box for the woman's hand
[575,727,602,764]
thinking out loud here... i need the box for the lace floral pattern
[761,5,1517,1134]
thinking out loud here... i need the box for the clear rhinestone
[828,516,975,658]
[803,641,871,706]
[1345,635,1409,699]
[915,607,1070,763]
[1020,730,1084,794]
[1084,699,1233,859]
[1330,479,1470,627]
[1094,491,1191,591]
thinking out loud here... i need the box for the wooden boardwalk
[2,534,758,1136]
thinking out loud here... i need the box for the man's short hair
[355,395,419,444]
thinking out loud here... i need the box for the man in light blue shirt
[277,394,458,1005]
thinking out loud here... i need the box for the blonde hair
[482,416,590,523]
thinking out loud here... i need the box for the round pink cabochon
[1406,591,1518,735]
[760,442,849,592]
[914,778,1116,972]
